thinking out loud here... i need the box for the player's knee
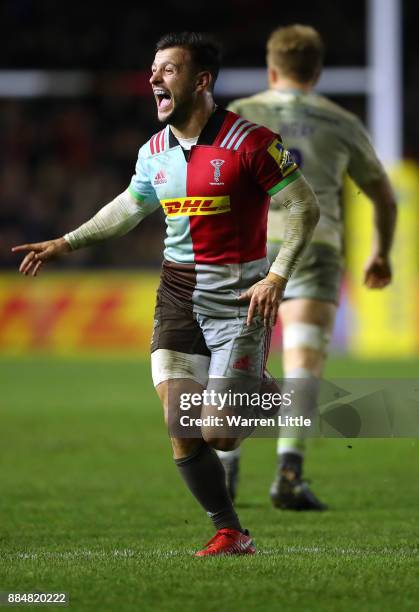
[283,322,331,355]
[283,323,331,375]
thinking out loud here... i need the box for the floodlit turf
[1,356,418,611]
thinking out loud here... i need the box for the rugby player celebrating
[13,32,319,556]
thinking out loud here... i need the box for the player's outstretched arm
[12,238,71,276]
[12,188,151,277]
[361,175,397,289]
[240,174,319,327]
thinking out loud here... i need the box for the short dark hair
[267,25,324,83]
[156,31,222,89]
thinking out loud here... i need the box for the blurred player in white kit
[219,24,397,509]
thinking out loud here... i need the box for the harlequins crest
[210,159,225,184]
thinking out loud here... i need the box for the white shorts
[151,313,271,387]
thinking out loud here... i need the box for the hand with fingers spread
[363,253,392,289]
[11,237,71,276]
[239,272,287,327]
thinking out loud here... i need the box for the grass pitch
[1,356,418,611]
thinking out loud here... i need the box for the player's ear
[195,71,212,92]
[267,66,278,87]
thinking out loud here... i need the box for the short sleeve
[249,135,300,196]
[347,118,386,187]
[128,146,160,210]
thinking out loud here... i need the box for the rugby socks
[216,447,241,461]
[175,443,242,532]
[279,451,303,480]
[277,366,319,473]
[278,437,306,458]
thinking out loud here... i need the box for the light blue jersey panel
[129,142,161,220]
[164,215,194,263]
[130,130,194,264]
[151,145,192,263]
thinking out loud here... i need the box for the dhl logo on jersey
[161,196,231,217]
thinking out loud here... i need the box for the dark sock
[280,452,303,480]
[175,443,242,532]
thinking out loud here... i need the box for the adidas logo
[232,355,250,371]
[154,170,167,185]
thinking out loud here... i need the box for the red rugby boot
[195,528,256,557]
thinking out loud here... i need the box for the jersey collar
[168,107,228,149]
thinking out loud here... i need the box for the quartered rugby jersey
[229,91,385,252]
[128,107,299,316]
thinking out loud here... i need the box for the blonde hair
[267,24,324,83]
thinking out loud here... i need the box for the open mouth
[154,88,172,112]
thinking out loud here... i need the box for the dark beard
[159,96,195,129]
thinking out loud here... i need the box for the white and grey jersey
[229,90,386,252]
